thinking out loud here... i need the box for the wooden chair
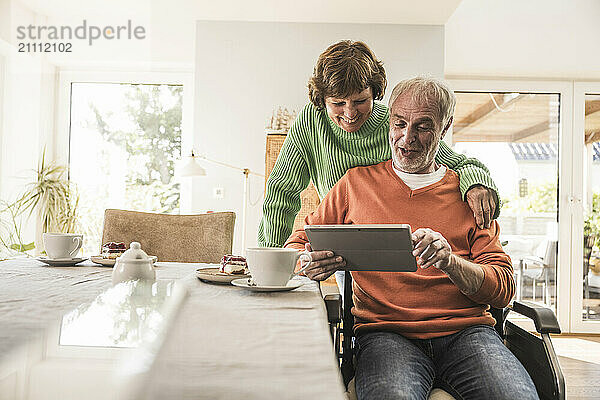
[101,209,235,263]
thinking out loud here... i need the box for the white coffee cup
[43,233,83,259]
[245,247,312,286]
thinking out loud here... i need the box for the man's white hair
[388,76,456,130]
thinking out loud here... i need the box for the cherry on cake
[102,242,127,259]
[219,255,248,274]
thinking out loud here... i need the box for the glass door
[453,92,560,309]
[449,79,572,332]
[572,83,600,333]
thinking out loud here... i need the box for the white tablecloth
[0,259,346,399]
[137,272,346,400]
[0,259,194,356]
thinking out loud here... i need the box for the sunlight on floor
[552,337,600,364]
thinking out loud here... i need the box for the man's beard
[391,142,439,174]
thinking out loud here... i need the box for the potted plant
[0,200,34,259]
[0,150,79,257]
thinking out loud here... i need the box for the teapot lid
[118,242,150,262]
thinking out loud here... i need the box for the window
[68,82,183,254]
[453,91,561,312]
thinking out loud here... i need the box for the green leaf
[9,242,35,251]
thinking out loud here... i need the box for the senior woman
[258,40,499,249]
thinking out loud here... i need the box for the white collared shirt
[392,163,447,190]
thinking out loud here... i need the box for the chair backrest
[101,209,235,263]
[543,240,558,268]
[583,234,596,278]
[533,240,558,280]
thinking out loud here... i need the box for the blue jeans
[355,325,539,400]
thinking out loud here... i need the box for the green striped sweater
[258,101,499,248]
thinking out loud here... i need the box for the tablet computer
[304,224,417,272]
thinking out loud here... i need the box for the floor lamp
[178,151,264,253]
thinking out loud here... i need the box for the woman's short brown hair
[308,40,386,110]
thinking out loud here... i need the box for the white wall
[446,0,600,79]
[0,0,9,42]
[0,0,57,245]
[1,3,57,180]
[193,21,444,252]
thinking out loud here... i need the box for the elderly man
[284,77,538,400]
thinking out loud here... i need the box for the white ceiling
[12,0,600,79]
[11,0,462,66]
[18,0,463,25]
[446,0,600,79]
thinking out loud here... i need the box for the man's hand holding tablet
[301,242,346,281]
[411,227,485,295]
[301,224,418,281]
[411,228,453,270]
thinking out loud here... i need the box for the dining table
[0,257,347,400]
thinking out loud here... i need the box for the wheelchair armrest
[324,293,342,324]
[511,301,561,334]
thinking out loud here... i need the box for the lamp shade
[178,156,207,177]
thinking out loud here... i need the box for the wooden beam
[509,109,597,144]
[451,133,515,143]
[454,93,524,134]
[586,100,600,116]
[455,97,597,144]
[454,94,502,132]
[511,120,552,142]
[505,99,597,143]
[586,130,600,144]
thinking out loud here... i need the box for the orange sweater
[285,160,514,339]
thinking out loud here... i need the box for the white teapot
[111,242,156,285]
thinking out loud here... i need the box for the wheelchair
[323,271,565,400]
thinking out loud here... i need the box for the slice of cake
[219,254,248,274]
[102,242,127,259]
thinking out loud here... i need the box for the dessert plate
[36,256,88,267]
[230,278,304,292]
[90,255,158,267]
[196,268,250,284]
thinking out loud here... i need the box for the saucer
[36,256,88,267]
[196,268,250,284]
[90,255,158,267]
[230,278,304,292]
